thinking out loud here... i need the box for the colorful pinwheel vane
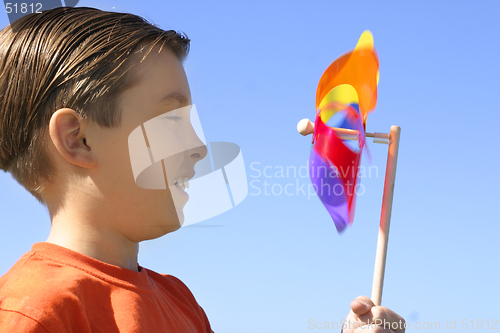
[309,31,380,233]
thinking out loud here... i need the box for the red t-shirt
[0,242,214,333]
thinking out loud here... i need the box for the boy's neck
[46,218,140,272]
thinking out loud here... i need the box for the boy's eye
[166,116,182,121]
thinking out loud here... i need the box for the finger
[357,306,406,332]
[350,295,375,315]
[297,118,314,136]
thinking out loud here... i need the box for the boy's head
[0,7,205,238]
[0,7,190,202]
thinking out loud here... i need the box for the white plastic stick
[371,125,401,306]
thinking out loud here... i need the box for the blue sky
[1,1,499,332]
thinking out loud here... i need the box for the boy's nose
[189,143,207,162]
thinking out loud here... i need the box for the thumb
[350,296,375,315]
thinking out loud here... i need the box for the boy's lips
[170,171,195,190]
[174,182,189,200]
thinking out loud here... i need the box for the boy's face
[90,47,206,241]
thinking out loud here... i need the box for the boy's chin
[176,212,185,228]
[139,224,181,242]
[136,215,183,242]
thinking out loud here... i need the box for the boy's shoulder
[0,245,99,332]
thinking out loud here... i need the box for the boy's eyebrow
[158,92,190,106]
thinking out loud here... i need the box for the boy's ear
[49,108,97,169]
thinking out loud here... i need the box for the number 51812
[5,3,43,14]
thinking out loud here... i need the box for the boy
[0,7,405,332]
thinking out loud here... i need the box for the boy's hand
[342,296,405,332]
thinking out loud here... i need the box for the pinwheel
[297,31,401,306]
